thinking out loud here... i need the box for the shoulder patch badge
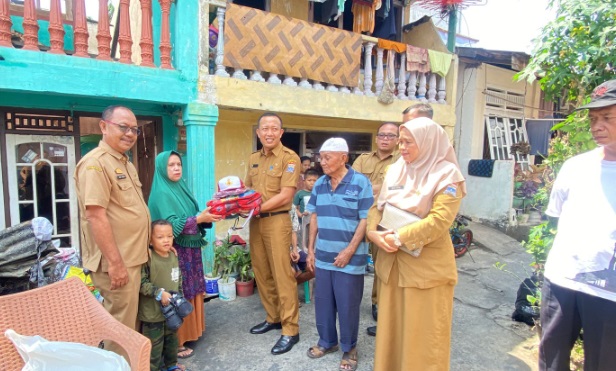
[285,162,296,173]
[444,184,458,197]
[86,165,102,172]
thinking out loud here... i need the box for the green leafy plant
[522,222,557,272]
[516,1,616,104]
[213,237,252,282]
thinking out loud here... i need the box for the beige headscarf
[377,117,466,218]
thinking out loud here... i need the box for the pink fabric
[406,45,431,73]
[377,118,466,218]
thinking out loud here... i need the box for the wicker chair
[0,277,151,370]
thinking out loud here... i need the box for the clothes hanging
[406,45,430,73]
[467,159,495,178]
[526,120,555,156]
[377,38,406,53]
[352,0,381,34]
[427,49,452,77]
[373,4,396,40]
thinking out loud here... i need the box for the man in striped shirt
[305,138,373,370]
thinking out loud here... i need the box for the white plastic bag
[5,329,130,371]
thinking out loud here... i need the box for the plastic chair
[0,277,151,371]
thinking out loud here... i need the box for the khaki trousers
[91,264,141,357]
[374,260,454,371]
[250,213,299,336]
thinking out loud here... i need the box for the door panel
[6,135,78,251]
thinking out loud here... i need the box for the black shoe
[160,302,183,331]
[372,304,378,321]
[271,334,300,355]
[250,321,282,334]
[367,326,377,337]
[170,291,193,319]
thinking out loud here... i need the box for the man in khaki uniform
[245,112,301,355]
[74,105,150,339]
[352,122,400,335]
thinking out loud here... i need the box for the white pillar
[214,7,229,77]
[397,53,407,100]
[375,47,384,96]
[417,72,427,102]
[363,42,375,96]
[437,75,447,104]
[428,73,437,103]
[407,71,417,100]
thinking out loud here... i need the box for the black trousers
[539,279,616,371]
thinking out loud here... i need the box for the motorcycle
[450,214,474,260]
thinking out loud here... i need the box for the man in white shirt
[540,79,616,371]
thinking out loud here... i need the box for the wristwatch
[392,231,402,247]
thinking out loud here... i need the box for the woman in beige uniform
[367,117,466,371]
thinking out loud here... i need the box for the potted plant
[213,237,242,301]
[510,141,531,156]
[235,247,255,297]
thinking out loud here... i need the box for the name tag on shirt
[388,185,404,190]
[171,267,179,282]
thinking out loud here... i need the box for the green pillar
[447,7,458,53]
[182,102,219,275]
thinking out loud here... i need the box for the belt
[259,210,289,218]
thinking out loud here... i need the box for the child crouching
[139,220,185,371]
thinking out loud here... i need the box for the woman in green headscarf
[148,150,222,358]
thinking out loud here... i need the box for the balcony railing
[208,5,450,104]
[0,0,175,69]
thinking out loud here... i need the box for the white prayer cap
[319,138,349,153]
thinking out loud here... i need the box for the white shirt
[545,148,616,302]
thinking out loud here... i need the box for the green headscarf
[148,150,206,247]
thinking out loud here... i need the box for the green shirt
[293,189,312,214]
[138,251,182,323]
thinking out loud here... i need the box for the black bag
[511,275,541,326]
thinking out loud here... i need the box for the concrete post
[182,102,219,275]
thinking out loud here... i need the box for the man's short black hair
[102,105,133,121]
[257,112,283,128]
[300,156,311,163]
[402,103,433,119]
[305,169,320,178]
[377,122,399,134]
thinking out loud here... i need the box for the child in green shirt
[138,220,185,371]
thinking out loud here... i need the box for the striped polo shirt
[306,166,373,275]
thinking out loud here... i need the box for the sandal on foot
[167,365,189,371]
[177,347,193,359]
[307,344,339,359]
[339,348,358,371]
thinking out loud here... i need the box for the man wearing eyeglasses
[539,79,616,370]
[74,105,150,355]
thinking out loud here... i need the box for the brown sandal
[339,348,358,371]
[307,344,339,359]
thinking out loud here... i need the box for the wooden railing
[209,6,449,104]
[0,0,174,69]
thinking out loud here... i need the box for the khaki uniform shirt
[367,187,461,289]
[74,141,151,272]
[245,143,300,212]
[352,150,400,194]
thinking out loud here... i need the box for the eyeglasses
[376,133,398,140]
[103,120,142,136]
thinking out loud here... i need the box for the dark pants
[314,267,364,353]
[539,279,616,371]
[141,321,178,370]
